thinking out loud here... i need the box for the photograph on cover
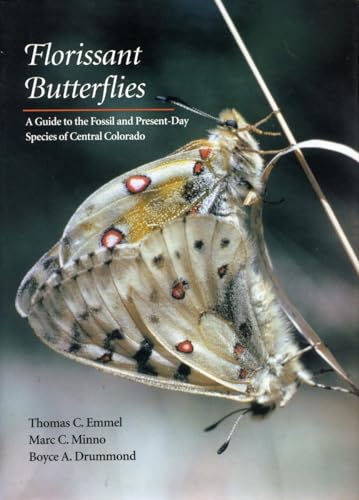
[1,1,358,499]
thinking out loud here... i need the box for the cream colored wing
[120,215,266,391]
[59,148,219,266]
[16,242,61,317]
[17,215,270,401]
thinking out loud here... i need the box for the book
[2,1,358,499]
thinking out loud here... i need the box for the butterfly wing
[16,141,218,315]
[126,215,267,390]
[59,143,222,266]
[15,242,61,317]
[17,215,279,402]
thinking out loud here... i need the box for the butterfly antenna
[156,95,223,125]
[204,407,249,432]
[217,409,251,455]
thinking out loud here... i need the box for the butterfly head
[218,108,246,130]
[209,109,265,200]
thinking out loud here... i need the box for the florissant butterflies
[16,99,358,452]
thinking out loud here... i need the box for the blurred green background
[1,1,358,499]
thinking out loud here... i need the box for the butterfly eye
[224,119,238,129]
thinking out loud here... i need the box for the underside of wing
[121,215,266,391]
[15,243,61,317]
[18,215,270,402]
[59,147,221,266]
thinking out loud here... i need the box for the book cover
[1,1,358,499]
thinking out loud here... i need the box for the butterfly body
[16,108,312,412]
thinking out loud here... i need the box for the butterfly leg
[240,146,287,155]
[282,342,323,365]
[248,126,281,137]
[253,110,280,128]
[312,367,334,376]
[289,346,359,397]
[238,110,282,136]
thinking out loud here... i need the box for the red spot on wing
[217,264,228,278]
[193,161,204,175]
[125,175,151,193]
[97,352,112,364]
[189,204,201,215]
[234,343,245,357]
[239,368,248,379]
[101,228,124,248]
[176,340,193,354]
[171,279,188,300]
[199,146,212,160]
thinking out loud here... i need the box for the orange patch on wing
[117,177,194,243]
[80,222,95,232]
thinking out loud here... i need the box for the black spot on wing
[220,238,230,248]
[71,321,90,342]
[104,329,124,350]
[174,363,191,382]
[62,236,71,246]
[20,276,38,297]
[78,310,90,321]
[182,178,203,202]
[239,321,252,339]
[53,268,63,278]
[152,254,165,268]
[69,342,81,353]
[194,240,204,251]
[109,329,124,341]
[133,337,158,376]
[42,257,57,270]
[133,337,153,365]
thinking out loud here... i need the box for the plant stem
[213,0,359,276]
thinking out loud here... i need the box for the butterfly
[16,97,358,453]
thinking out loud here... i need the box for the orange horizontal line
[22,108,175,113]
